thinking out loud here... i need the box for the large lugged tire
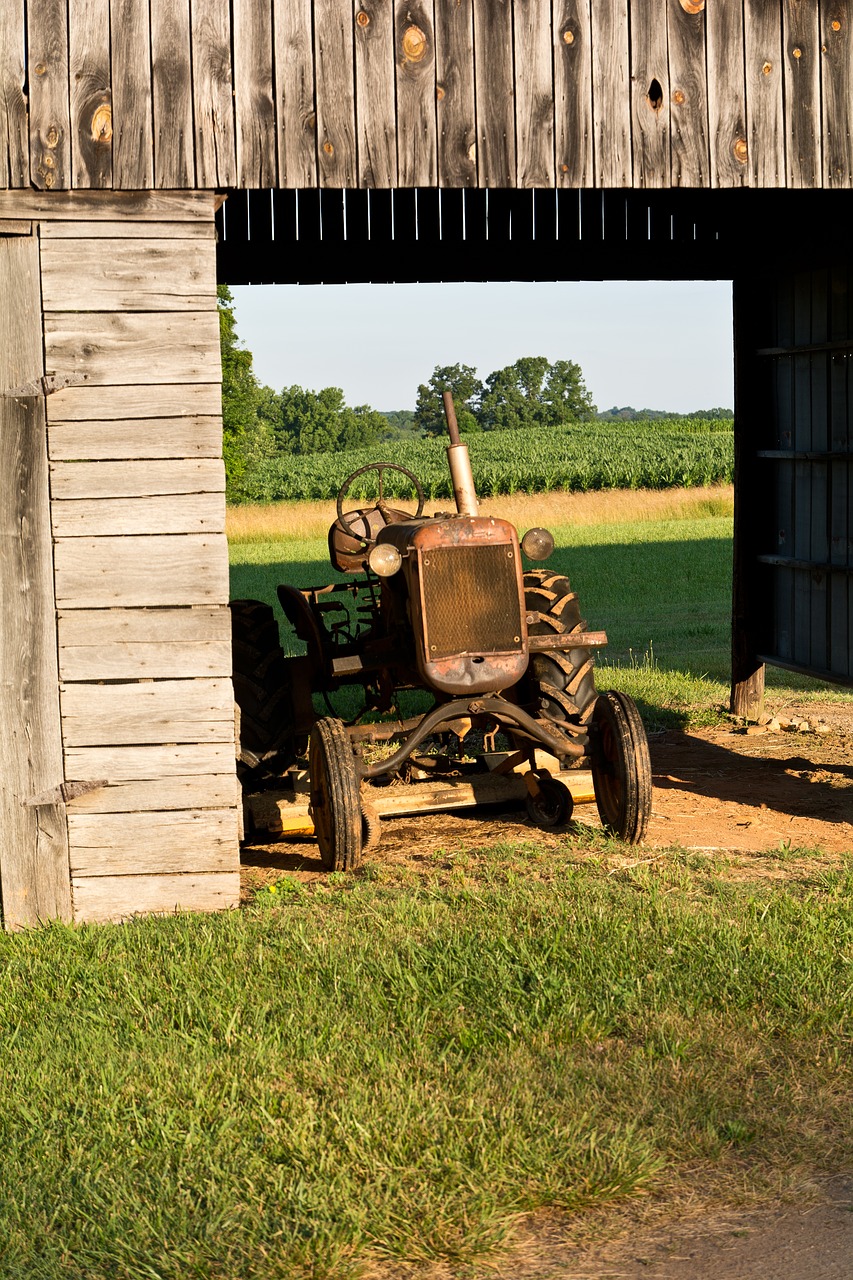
[230,599,301,781]
[524,570,598,727]
[309,717,363,871]
[590,690,652,844]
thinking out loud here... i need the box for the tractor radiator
[420,544,523,659]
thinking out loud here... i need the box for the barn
[1,0,851,929]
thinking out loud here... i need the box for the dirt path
[484,1177,853,1280]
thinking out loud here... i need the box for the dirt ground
[241,700,852,1278]
[241,698,853,892]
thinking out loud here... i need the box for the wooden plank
[43,312,221,386]
[69,0,113,189]
[110,0,154,188]
[69,810,237,873]
[66,743,236,782]
[40,239,217,311]
[190,0,237,187]
[0,2,29,187]
[59,605,231,679]
[354,0,397,188]
[150,0,195,187]
[274,0,317,186]
[590,0,631,186]
[0,220,33,234]
[27,0,71,189]
[60,604,230,646]
[706,0,748,187]
[667,0,709,186]
[50,458,224,499]
[68,777,238,815]
[51,492,226,537]
[0,236,72,929]
[629,0,670,188]
[783,0,821,188]
[0,190,214,220]
[472,0,515,187]
[552,0,593,187]
[72,872,240,923]
[513,0,555,188]
[822,3,853,187]
[744,0,785,186]
[434,0,476,186]
[233,0,277,187]
[60,677,235,747]
[395,0,437,187]
[41,220,215,239]
[315,0,357,186]
[48,416,222,460]
[49,383,221,422]
[54,534,229,608]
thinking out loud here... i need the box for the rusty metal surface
[356,695,586,780]
[528,630,608,652]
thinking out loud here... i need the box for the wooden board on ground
[247,764,597,836]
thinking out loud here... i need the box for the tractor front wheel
[590,691,652,844]
[309,717,363,871]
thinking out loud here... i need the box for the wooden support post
[730,273,765,719]
[0,233,72,928]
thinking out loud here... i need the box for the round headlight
[367,542,403,577]
[521,527,555,561]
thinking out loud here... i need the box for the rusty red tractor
[231,393,652,868]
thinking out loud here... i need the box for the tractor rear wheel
[523,570,598,728]
[590,690,652,844]
[230,599,304,782]
[309,717,363,871]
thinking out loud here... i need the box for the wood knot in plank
[563,29,574,44]
[323,141,334,155]
[762,61,773,75]
[679,0,704,11]
[733,138,748,164]
[402,24,427,62]
[91,103,112,144]
[673,89,685,105]
[831,19,842,30]
[356,9,370,26]
[792,46,803,59]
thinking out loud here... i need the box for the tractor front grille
[420,543,523,660]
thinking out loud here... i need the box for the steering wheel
[335,462,426,542]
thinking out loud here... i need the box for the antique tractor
[231,394,652,868]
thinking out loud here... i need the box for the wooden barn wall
[2,1,852,193]
[0,189,240,926]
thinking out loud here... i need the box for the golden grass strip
[226,485,734,544]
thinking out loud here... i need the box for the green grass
[2,847,852,1278]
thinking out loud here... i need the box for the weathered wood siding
[0,190,240,926]
[0,229,73,930]
[3,1,852,191]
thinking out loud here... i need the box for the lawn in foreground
[1,844,851,1279]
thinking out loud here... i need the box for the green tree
[274,385,386,455]
[479,356,595,430]
[218,285,275,496]
[414,364,484,436]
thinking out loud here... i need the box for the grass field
[2,487,850,1279]
[2,846,852,1278]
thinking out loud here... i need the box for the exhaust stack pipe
[442,391,479,517]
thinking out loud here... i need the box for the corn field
[233,418,734,504]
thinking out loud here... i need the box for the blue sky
[231,279,734,414]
